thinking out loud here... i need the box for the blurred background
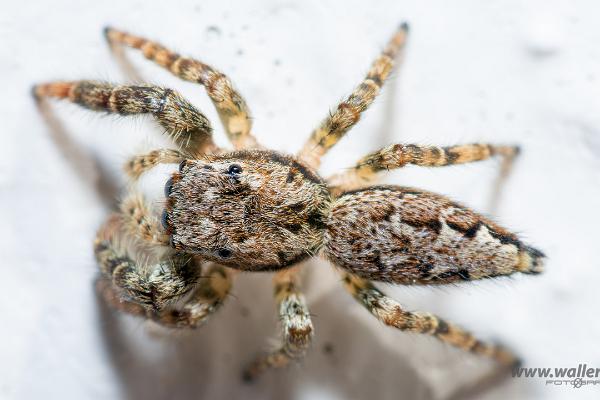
[2,1,600,399]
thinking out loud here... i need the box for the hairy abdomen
[323,186,544,284]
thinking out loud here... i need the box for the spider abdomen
[323,186,544,284]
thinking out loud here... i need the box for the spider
[33,22,545,381]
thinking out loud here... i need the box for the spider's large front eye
[227,164,243,175]
[217,248,232,258]
[164,177,175,197]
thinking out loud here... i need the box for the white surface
[2,1,600,399]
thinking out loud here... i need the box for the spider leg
[94,214,197,311]
[96,264,232,329]
[96,277,147,316]
[104,27,258,150]
[160,263,233,329]
[298,23,409,168]
[328,143,520,193]
[342,273,520,367]
[124,148,186,181]
[95,214,233,327]
[243,267,313,381]
[33,81,217,156]
[119,191,169,246]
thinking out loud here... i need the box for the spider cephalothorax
[35,23,545,384]
[164,150,331,270]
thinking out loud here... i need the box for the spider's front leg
[243,267,314,381]
[96,264,233,329]
[33,81,217,156]
[95,214,232,328]
[104,27,259,149]
[94,214,196,311]
[328,143,520,193]
[342,274,519,367]
[124,148,186,181]
[119,191,170,246]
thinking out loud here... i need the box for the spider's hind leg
[342,273,520,367]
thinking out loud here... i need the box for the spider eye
[217,248,232,258]
[227,164,243,175]
[164,177,174,197]
[161,209,170,230]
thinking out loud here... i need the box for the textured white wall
[2,1,600,399]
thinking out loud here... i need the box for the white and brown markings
[326,186,543,284]
[34,22,544,383]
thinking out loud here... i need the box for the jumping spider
[33,23,544,381]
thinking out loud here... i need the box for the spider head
[162,150,331,270]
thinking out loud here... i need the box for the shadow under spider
[34,98,121,209]
[94,270,438,400]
